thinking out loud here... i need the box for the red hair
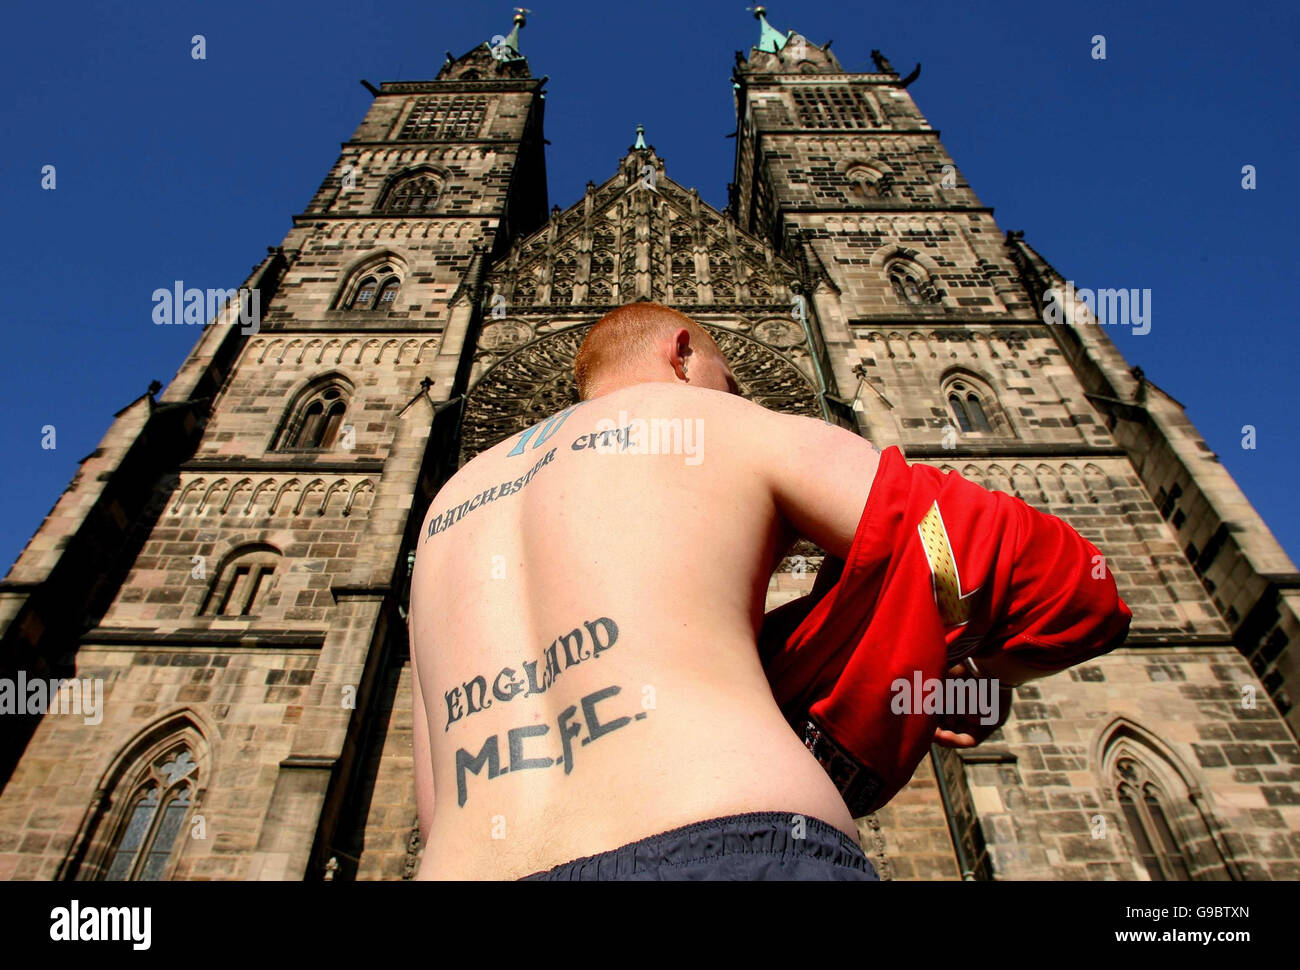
[573,302,725,399]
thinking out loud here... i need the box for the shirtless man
[409,301,1050,880]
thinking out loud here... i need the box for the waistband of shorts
[518,810,871,879]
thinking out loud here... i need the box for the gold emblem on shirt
[916,501,978,628]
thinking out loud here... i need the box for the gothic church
[2,9,1297,881]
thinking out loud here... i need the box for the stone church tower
[1,9,1296,881]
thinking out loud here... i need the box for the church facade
[1,9,1297,881]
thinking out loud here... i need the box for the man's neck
[586,376,679,399]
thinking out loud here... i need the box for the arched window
[1115,756,1192,881]
[965,393,991,431]
[943,376,1001,436]
[275,377,353,451]
[293,388,347,448]
[104,746,197,881]
[201,545,280,617]
[375,276,400,309]
[846,163,885,197]
[346,264,401,311]
[1098,720,1239,882]
[351,276,378,310]
[380,172,442,214]
[948,392,972,432]
[889,262,926,304]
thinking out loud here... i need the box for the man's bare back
[408,381,883,879]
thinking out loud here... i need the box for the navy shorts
[517,811,878,881]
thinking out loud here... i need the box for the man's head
[573,301,740,400]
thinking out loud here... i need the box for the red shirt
[759,446,1132,815]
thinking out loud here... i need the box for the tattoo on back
[453,681,648,808]
[443,615,619,730]
[442,612,652,807]
[423,404,586,544]
[506,403,584,457]
[424,447,556,541]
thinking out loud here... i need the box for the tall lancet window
[946,377,993,431]
[104,747,197,881]
[295,390,346,448]
[1098,721,1236,882]
[1114,756,1191,881]
[948,385,991,432]
[351,277,378,310]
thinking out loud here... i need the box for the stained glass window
[103,749,196,881]
[1115,757,1192,880]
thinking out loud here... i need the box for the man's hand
[931,659,1014,749]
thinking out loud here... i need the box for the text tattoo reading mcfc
[443,615,650,807]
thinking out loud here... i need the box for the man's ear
[669,327,692,381]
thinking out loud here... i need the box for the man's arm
[756,410,1129,753]
[753,410,877,663]
[759,409,882,562]
[966,648,1050,687]
[970,490,1132,675]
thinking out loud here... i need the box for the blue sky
[0,0,1296,571]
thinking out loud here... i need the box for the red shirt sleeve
[972,492,1132,671]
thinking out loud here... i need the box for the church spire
[749,5,789,53]
[633,124,647,150]
[491,7,530,61]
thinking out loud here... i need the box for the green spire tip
[491,7,529,61]
[749,5,788,53]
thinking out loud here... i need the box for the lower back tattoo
[453,681,650,807]
[440,612,650,807]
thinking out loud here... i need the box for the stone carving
[478,319,532,351]
[752,317,805,349]
[481,158,798,312]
